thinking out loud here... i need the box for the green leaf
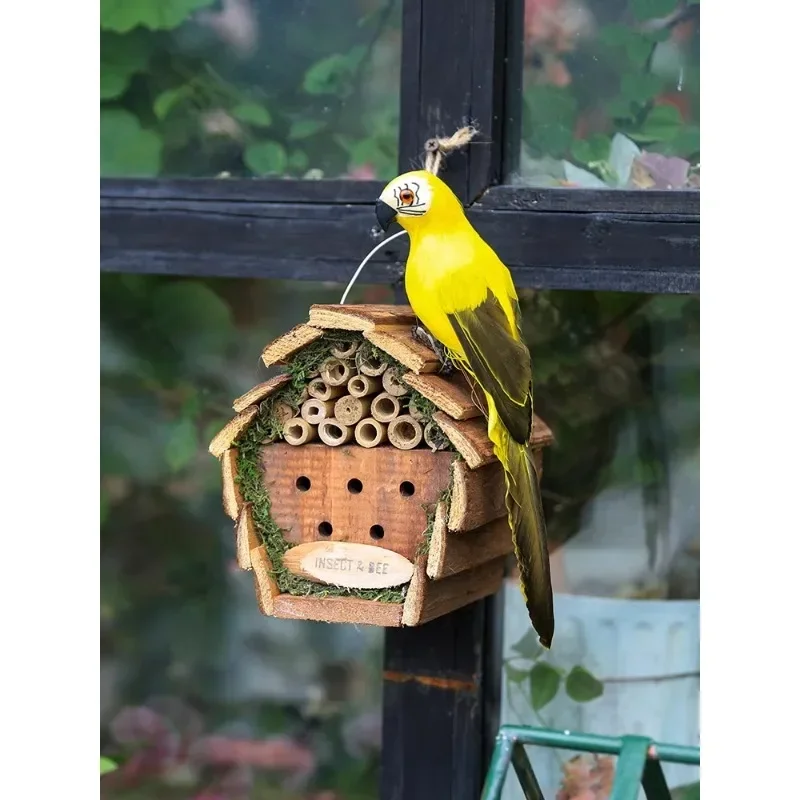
[288,119,327,140]
[153,86,192,120]
[302,49,363,97]
[101,0,215,33]
[150,280,234,357]
[244,141,288,175]
[165,417,199,472]
[529,662,562,710]
[619,73,664,106]
[101,488,110,526]
[565,665,604,703]
[598,24,652,66]
[670,124,700,158]
[630,104,683,144]
[511,630,544,660]
[671,781,700,800]
[571,135,611,166]
[101,109,162,177]
[231,102,272,127]
[100,757,118,775]
[523,85,578,157]
[288,149,309,172]
[504,664,529,684]
[631,0,679,22]
[100,31,152,100]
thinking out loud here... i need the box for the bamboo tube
[298,387,310,403]
[334,395,372,426]
[320,357,355,387]
[356,343,388,376]
[347,374,381,398]
[331,340,359,360]
[382,366,408,397]
[388,415,424,450]
[371,392,402,423]
[424,421,449,451]
[300,398,335,425]
[354,417,388,448]
[408,395,427,421]
[308,377,346,401]
[284,418,318,446]
[260,398,295,424]
[318,419,354,447]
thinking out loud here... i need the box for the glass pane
[499,291,700,799]
[101,275,396,798]
[100,0,401,179]
[514,0,700,190]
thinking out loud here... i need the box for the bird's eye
[399,189,415,205]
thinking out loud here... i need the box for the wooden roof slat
[232,373,292,412]
[208,405,259,458]
[308,304,416,331]
[432,413,554,469]
[402,371,481,419]
[364,325,439,374]
[261,324,324,368]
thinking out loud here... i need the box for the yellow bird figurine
[375,170,554,648]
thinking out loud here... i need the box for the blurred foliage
[517,288,699,564]
[520,0,700,187]
[505,630,604,715]
[101,275,393,799]
[100,0,400,178]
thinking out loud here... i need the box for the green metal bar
[642,758,673,800]
[510,742,546,800]
[495,725,700,766]
[481,725,700,800]
[480,733,515,800]
[610,736,652,800]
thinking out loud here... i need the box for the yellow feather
[380,170,555,647]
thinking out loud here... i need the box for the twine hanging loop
[423,125,477,175]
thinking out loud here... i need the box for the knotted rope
[423,125,477,175]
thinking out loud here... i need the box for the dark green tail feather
[504,437,555,649]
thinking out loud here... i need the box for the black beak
[375,199,397,232]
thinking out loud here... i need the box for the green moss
[235,332,419,603]
[408,390,453,452]
[231,332,464,603]
[417,475,454,558]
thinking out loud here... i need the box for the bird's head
[375,170,464,234]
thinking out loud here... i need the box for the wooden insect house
[209,305,554,627]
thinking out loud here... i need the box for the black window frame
[100,1,699,797]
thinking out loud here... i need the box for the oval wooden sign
[282,541,414,589]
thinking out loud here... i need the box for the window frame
[99,1,700,797]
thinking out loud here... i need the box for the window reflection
[100,0,401,179]
[100,276,394,798]
[501,290,700,799]
[515,0,700,190]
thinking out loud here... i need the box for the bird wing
[446,288,533,445]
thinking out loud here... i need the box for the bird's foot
[412,322,456,377]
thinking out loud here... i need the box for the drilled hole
[296,476,311,492]
[318,521,333,537]
[399,481,415,497]
[347,478,363,494]
[369,524,384,540]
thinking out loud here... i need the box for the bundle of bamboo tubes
[282,342,428,451]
